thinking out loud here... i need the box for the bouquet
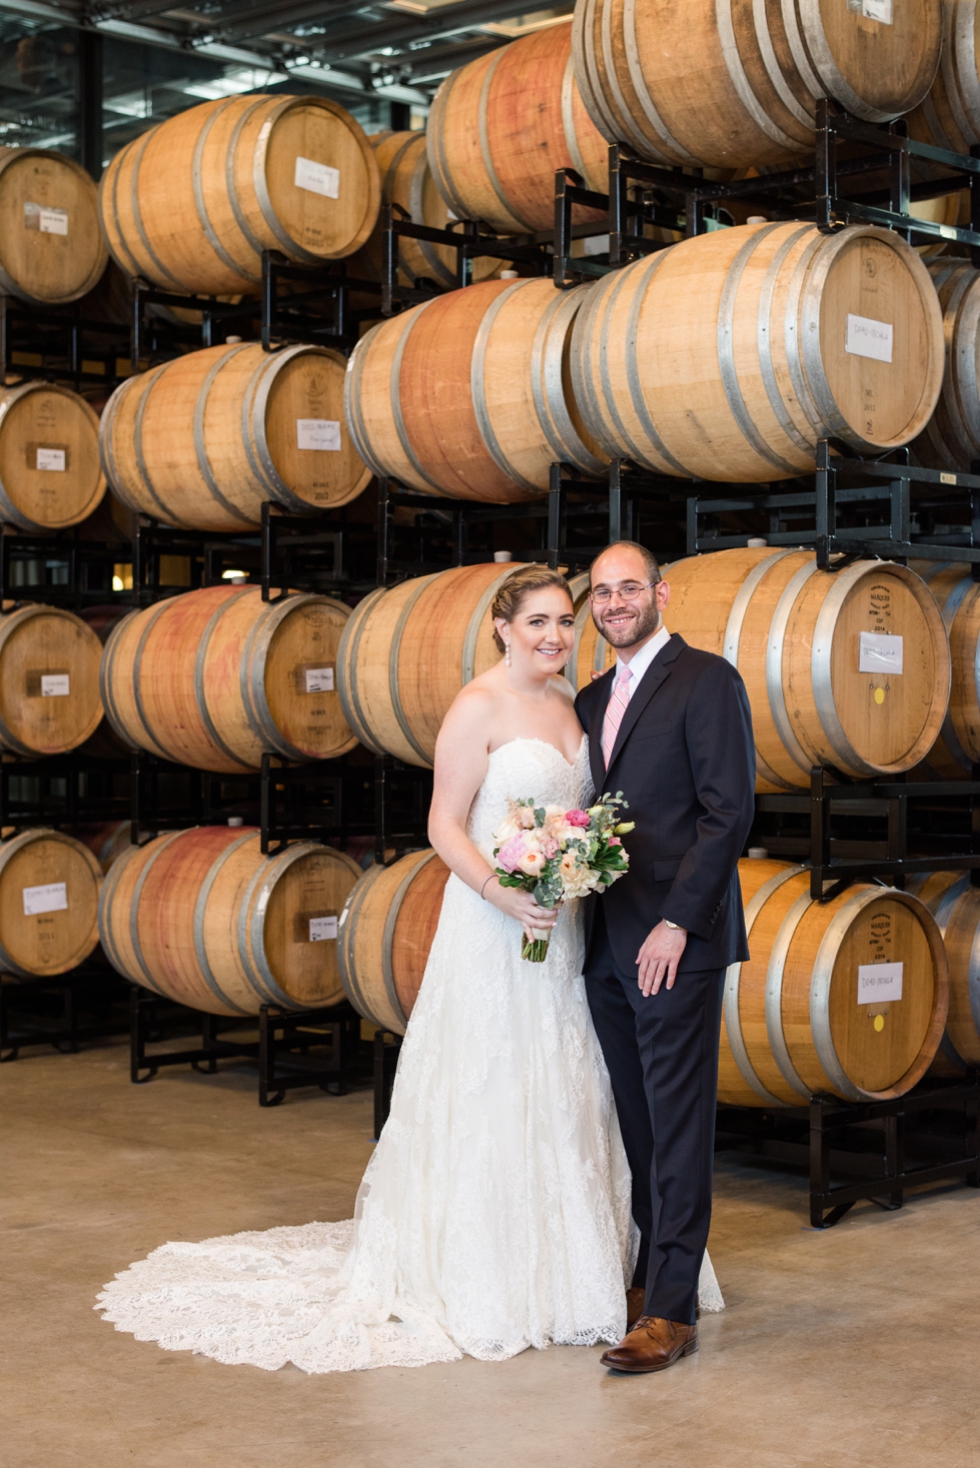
[492,793,634,962]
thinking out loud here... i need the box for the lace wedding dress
[97,737,723,1373]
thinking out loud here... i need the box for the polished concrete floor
[3,1037,979,1468]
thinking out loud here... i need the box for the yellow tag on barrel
[874,687,885,705]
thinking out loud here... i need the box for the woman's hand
[484,877,560,940]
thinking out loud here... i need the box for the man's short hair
[589,540,662,587]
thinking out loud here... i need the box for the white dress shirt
[615,624,671,699]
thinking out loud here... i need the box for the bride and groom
[98,540,756,1377]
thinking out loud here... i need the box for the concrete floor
[2,1039,979,1468]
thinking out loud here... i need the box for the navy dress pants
[584,907,725,1327]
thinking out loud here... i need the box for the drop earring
[505,642,512,668]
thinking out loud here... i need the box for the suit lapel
[588,670,614,795]
[605,635,685,780]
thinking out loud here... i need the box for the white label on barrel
[309,915,338,942]
[859,631,903,675]
[41,674,69,696]
[36,448,65,472]
[861,0,892,22]
[846,313,893,363]
[294,157,340,199]
[24,202,68,235]
[305,667,334,693]
[297,419,341,451]
[23,881,67,916]
[858,961,903,1004]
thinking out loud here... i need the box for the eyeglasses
[589,581,659,605]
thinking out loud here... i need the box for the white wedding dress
[97,737,723,1373]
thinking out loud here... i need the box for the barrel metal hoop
[239,350,282,500]
[342,327,390,481]
[796,0,899,123]
[718,224,803,475]
[380,852,437,1030]
[131,599,181,761]
[477,50,535,232]
[245,843,323,1009]
[390,299,449,495]
[561,52,589,183]
[568,269,615,457]
[723,549,792,666]
[756,224,818,459]
[191,99,261,284]
[193,343,262,524]
[192,832,259,1015]
[252,99,330,263]
[935,572,975,771]
[101,140,144,279]
[724,864,804,1105]
[470,281,541,493]
[949,1,980,145]
[235,857,281,1004]
[573,0,622,145]
[951,269,980,450]
[716,0,806,151]
[128,130,185,290]
[249,344,328,511]
[764,888,814,1099]
[336,865,383,1022]
[410,142,455,287]
[336,587,388,755]
[193,588,256,768]
[245,591,327,760]
[532,284,608,475]
[782,229,830,442]
[129,830,188,992]
[462,566,521,685]
[751,0,815,130]
[97,842,143,980]
[426,72,472,223]
[388,573,442,765]
[99,607,143,751]
[133,365,180,522]
[224,99,270,261]
[809,887,882,1101]
[621,0,695,161]
[620,253,695,475]
[766,557,819,775]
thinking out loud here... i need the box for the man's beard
[595,599,661,649]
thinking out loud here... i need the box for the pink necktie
[602,664,633,768]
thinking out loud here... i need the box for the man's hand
[636,921,688,997]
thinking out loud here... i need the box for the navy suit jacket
[574,633,756,976]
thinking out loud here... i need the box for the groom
[575,541,755,1374]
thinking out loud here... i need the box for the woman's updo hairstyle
[490,564,573,653]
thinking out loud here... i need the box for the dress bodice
[467,736,592,863]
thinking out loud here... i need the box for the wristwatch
[664,919,682,930]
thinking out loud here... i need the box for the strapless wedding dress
[97,737,722,1373]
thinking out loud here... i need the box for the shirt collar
[616,624,671,687]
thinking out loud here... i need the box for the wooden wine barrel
[571,223,945,482]
[574,0,941,170]
[0,605,103,757]
[0,147,107,305]
[98,827,361,1015]
[906,870,980,1074]
[338,848,451,1034]
[911,260,980,472]
[427,20,607,236]
[910,189,971,257]
[908,560,980,775]
[98,94,381,297]
[100,585,357,774]
[719,856,947,1106]
[0,382,105,532]
[356,131,502,289]
[345,278,607,501]
[661,548,950,791]
[77,820,132,874]
[100,342,370,532]
[0,828,102,977]
[907,1,980,155]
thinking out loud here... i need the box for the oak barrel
[571,223,945,482]
[100,585,357,774]
[338,848,451,1034]
[427,19,607,235]
[906,870,980,1074]
[661,548,950,791]
[98,94,381,297]
[574,0,941,170]
[98,827,361,1015]
[345,277,607,500]
[909,560,980,775]
[356,131,502,289]
[912,260,980,472]
[0,147,106,305]
[0,604,103,757]
[719,856,948,1106]
[0,828,102,977]
[0,382,105,532]
[908,1,980,155]
[100,342,370,532]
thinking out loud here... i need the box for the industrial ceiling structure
[0,0,569,159]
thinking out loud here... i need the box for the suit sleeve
[573,683,592,734]
[662,658,756,940]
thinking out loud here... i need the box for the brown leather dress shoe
[600,1316,699,1374]
[626,1288,645,1330]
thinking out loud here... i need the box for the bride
[97,564,721,1373]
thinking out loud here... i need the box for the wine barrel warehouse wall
[2,0,979,1254]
